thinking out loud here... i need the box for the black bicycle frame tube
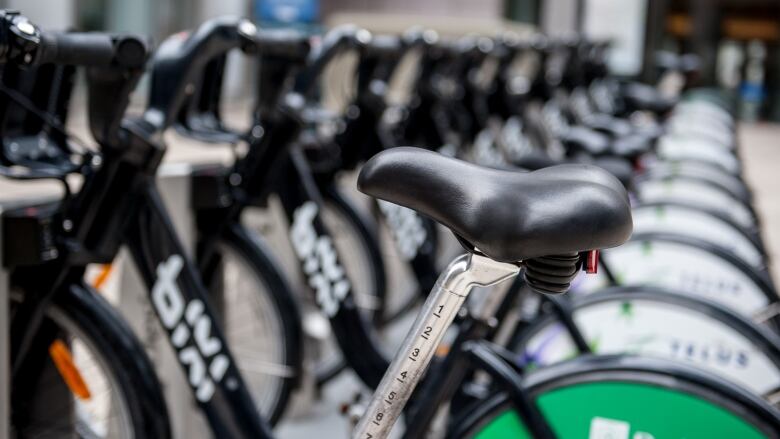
[84,118,273,438]
[543,294,591,353]
[273,144,389,388]
[9,263,83,424]
[462,340,556,438]
[124,179,273,438]
[9,262,73,374]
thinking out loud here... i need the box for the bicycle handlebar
[358,28,434,60]
[0,10,150,169]
[172,22,370,143]
[144,16,256,131]
[0,10,148,69]
[36,32,147,68]
[145,15,315,132]
[292,24,371,97]
[249,27,310,59]
[363,34,401,59]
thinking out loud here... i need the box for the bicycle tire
[451,355,780,438]
[199,223,303,425]
[583,233,778,322]
[512,287,780,398]
[10,281,171,438]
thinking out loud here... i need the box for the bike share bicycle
[0,11,171,437]
[1,12,321,437]
[149,18,403,402]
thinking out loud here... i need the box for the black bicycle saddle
[358,147,633,262]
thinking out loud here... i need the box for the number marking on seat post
[359,292,462,437]
[354,255,519,439]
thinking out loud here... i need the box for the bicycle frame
[188,89,392,388]
[318,49,443,317]
[126,184,273,437]
[179,37,444,329]
[8,115,275,437]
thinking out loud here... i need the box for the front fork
[8,264,79,429]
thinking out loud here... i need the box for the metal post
[691,0,718,86]
[0,205,8,439]
[641,0,669,83]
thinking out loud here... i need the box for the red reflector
[586,250,599,274]
[633,156,645,172]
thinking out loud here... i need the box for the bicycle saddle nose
[358,147,633,262]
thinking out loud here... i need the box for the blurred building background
[3,0,780,121]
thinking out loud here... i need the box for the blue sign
[256,0,319,24]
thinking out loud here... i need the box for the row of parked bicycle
[2,9,779,438]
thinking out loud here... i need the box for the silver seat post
[353,253,520,439]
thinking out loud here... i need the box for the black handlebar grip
[37,33,114,66]
[37,32,147,68]
[252,28,310,60]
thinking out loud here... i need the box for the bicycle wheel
[10,282,170,438]
[576,234,778,322]
[631,203,767,272]
[513,288,780,399]
[453,356,780,438]
[635,177,758,230]
[200,224,303,425]
[641,161,751,203]
[241,191,389,389]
